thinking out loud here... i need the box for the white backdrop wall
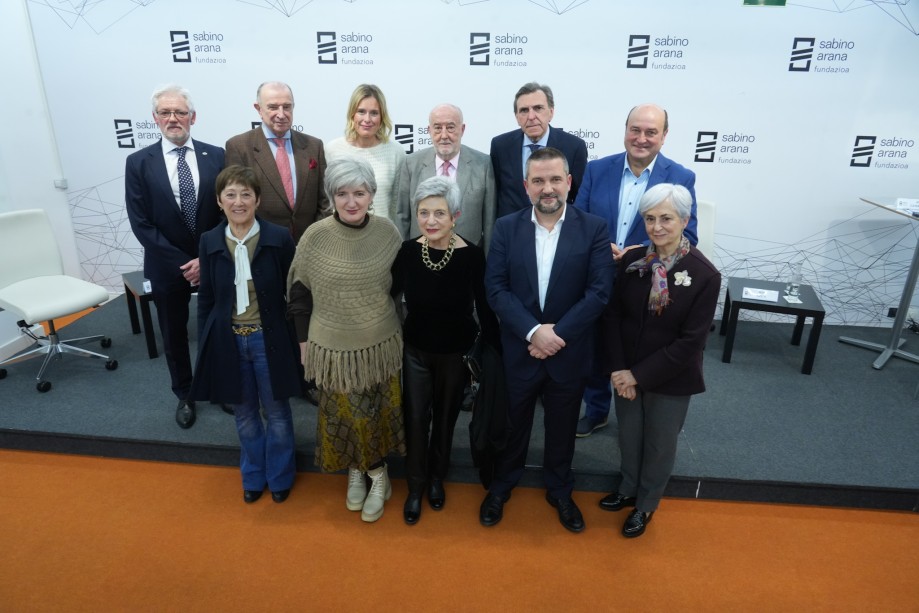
[0,0,81,359]
[21,0,919,325]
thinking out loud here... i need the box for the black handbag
[463,333,486,382]
[464,334,507,489]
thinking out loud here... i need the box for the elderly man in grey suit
[395,103,496,252]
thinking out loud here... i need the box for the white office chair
[0,209,117,392]
[696,199,716,258]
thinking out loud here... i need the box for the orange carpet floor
[1,449,917,611]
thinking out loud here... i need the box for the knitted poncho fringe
[288,214,403,393]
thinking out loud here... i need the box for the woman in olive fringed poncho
[287,156,404,523]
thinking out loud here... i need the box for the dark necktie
[527,143,541,153]
[175,146,197,235]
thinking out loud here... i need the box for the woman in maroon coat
[599,183,720,538]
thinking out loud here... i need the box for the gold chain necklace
[421,234,456,271]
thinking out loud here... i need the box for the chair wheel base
[105,360,118,371]
[36,380,51,393]
[101,338,112,348]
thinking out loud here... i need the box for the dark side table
[719,277,825,375]
[122,271,158,359]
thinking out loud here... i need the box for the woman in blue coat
[191,165,301,504]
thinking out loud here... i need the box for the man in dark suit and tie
[395,103,496,251]
[125,84,225,428]
[480,147,613,533]
[490,82,588,218]
[573,103,699,439]
[225,81,328,243]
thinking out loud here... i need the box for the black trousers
[402,344,467,494]
[489,365,585,500]
[151,279,194,401]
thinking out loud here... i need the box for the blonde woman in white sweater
[325,84,405,225]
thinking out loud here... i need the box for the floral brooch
[674,270,692,286]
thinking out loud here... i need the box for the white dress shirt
[525,203,567,341]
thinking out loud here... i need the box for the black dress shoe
[598,492,637,512]
[271,489,291,503]
[428,479,445,510]
[404,492,422,525]
[546,493,585,533]
[243,489,263,503]
[479,491,510,527]
[175,400,196,429]
[220,403,234,416]
[622,508,654,538]
[303,387,320,406]
[575,416,608,438]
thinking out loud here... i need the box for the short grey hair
[413,176,461,217]
[324,156,377,203]
[514,82,555,113]
[151,84,194,113]
[639,183,692,220]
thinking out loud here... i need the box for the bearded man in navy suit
[573,103,698,439]
[125,84,225,428]
[479,147,613,533]
[490,82,588,218]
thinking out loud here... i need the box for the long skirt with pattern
[315,373,406,473]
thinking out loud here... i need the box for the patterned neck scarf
[225,220,260,315]
[625,235,691,315]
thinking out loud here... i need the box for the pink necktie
[441,160,452,177]
[273,138,295,209]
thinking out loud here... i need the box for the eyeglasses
[156,110,190,119]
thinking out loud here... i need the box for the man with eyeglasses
[125,84,226,429]
[490,82,587,219]
[225,81,328,243]
[394,103,496,252]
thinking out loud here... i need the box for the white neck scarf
[225,220,260,315]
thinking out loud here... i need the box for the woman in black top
[391,176,499,525]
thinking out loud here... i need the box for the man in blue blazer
[573,103,698,438]
[125,84,225,428]
[490,82,588,218]
[480,147,613,533]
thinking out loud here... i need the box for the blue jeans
[232,331,296,492]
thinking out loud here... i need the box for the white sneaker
[361,464,392,523]
[346,468,367,511]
